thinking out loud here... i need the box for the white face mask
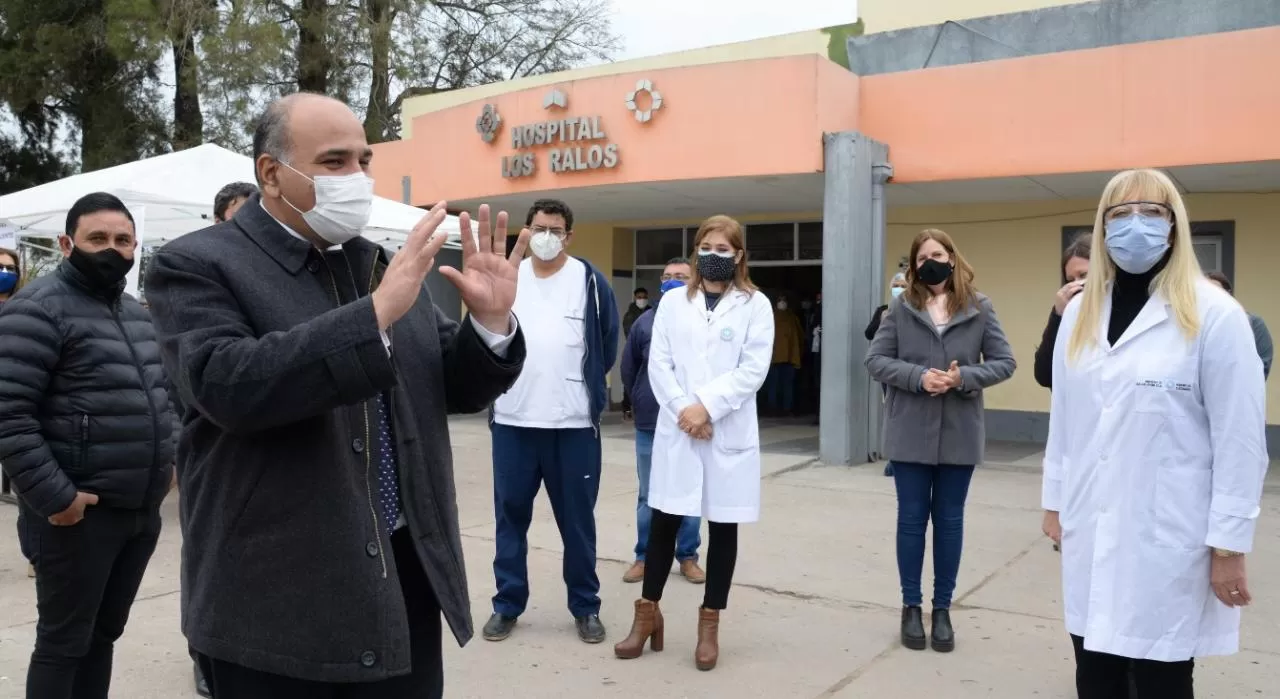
[281,163,374,245]
[776,300,788,311]
[635,298,649,309]
[529,231,564,261]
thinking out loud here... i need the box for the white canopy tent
[0,143,461,251]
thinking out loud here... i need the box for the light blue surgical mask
[890,287,904,299]
[1104,214,1171,274]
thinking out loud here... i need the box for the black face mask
[697,252,737,282]
[917,259,954,287]
[69,247,134,290]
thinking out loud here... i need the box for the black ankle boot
[931,608,954,652]
[900,606,926,650]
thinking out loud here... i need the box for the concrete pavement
[2,417,1278,698]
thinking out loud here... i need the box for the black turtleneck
[1107,253,1170,345]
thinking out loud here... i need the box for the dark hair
[1206,271,1232,294]
[634,287,648,295]
[214,182,259,222]
[525,198,574,231]
[252,96,299,185]
[666,256,690,266]
[1062,232,1092,270]
[65,192,135,238]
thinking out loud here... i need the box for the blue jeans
[891,461,975,609]
[635,430,700,562]
[765,363,797,412]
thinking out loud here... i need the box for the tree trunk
[362,0,392,144]
[296,0,332,94]
[171,31,203,150]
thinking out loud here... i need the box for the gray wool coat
[865,292,1016,466]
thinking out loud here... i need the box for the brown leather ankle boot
[614,599,663,659]
[695,607,720,671]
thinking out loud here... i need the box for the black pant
[1071,635,1193,699]
[24,504,162,699]
[642,509,737,609]
[199,528,444,698]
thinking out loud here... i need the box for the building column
[819,131,891,466]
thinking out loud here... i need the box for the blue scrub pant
[491,424,602,618]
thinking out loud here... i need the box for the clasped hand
[922,361,962,396]
[678,403,713,440]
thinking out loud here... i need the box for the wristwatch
[1212,547,1244,558]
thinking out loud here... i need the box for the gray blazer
[865,292,1015,466]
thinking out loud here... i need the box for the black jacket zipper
[79,414,90,469]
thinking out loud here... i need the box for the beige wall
[859,0,1095,33]
[883,194,1280,423]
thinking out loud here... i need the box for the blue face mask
[890,286,904,298]
[659,279,686,295]
[0,270,17,294]
[1105,214,1171,274]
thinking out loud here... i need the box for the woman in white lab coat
[614,215,774,671]
[1042,169,1268,699]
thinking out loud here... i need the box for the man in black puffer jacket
[0,192,176,699]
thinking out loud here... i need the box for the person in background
[623,287,649,337]
[614,215,773,671]
[865,228,1016,655]
[0,246,36,579]
[1205,272,1272,379]
[867,272,910,477]
[620,257,705,586]
[146,93,527,698]
[0,192,177,699]
[807,292,823,425]
[765,295,803,416]
[1042,169,1266,698]
[1034,233,1092,389]
[213,182,258,224]
[484,198,619,645]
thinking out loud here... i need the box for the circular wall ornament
[625,79,663,123]
[475,104,502,143]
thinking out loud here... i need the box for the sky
[608,0,859,61]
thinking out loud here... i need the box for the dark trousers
[891,461,975,609]
[24,504,162,699]
[491,424,602,618]
[764,363,797,413]
[642,509,738,610]
[199,528,443,698]
[1071,635,1192,699]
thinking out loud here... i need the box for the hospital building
[370,0,1280,464]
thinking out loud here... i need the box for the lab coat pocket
[563,315,586,380]
[714,407,759,453]
[1152,466,1211,550]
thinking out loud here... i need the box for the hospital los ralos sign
[477,81,663,179]
[501,116,618,178]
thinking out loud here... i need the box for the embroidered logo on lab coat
[720,328,734,341]
[1137,378,1192,392]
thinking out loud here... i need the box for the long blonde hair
[686,215,757,298]
[1066,169,1201,362]
[902,229,978,317]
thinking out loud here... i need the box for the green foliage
[821,19,865,70]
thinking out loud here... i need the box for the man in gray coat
[145,93,528,698]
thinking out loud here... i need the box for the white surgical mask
[529,231,564,261]
[635,298,649,309]
[281,163,374,245]
[776,300,788,311]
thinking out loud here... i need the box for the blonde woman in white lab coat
[614,215,774,672]
[1042,169,1268,699]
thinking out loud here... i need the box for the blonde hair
[1066,169,1201,363]
[902,229,978,317]
[686,215,757,298]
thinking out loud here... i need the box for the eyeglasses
[660,272,690,282]
[1104,201,1173,221]
[0,265,16,274]
[530,226,567,239]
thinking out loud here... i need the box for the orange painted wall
[370,56,860,206]
[859,26,1280,183]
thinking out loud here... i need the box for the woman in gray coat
[865,229,1016,654]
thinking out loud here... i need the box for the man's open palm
[439,204,529,332]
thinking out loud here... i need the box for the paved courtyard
[1,416,1278,698]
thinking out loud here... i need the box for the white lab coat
[1042,279,1268,662]
[646,286,775,523]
